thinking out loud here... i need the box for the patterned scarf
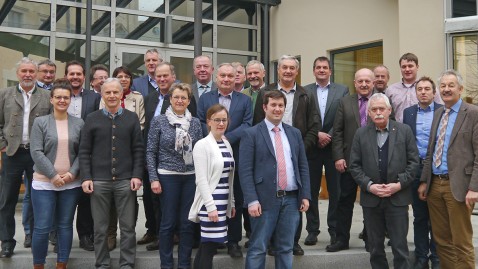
[165,106,193,165]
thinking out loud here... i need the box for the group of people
[0,49,475,269]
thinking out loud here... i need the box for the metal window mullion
[110,0,116,70]
[212,0,217,66]
[50,0,57,60]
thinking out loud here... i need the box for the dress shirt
[376,122,390,148]
[68,89,83,118]
[148,75,158,90]
[18,85,33,144]
[264,118,297,191]
[218,91,232,111]
[36,81,52,90]
[316,82,330,124]
[102,107,124,119]
[278,83,296,126]
[196,81,212,97]
[416,102,435,159]
[432,99,462,175]
[154,92,166,117]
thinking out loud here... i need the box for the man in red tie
[240,90,311,269]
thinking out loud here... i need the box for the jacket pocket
[465,167,473,175]
[254,176,263,185]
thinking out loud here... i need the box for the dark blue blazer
[197,90,252,146]
[132,75,153,96]
[403,102,443,137]
[239,121,311,210]
[81,89,101,121]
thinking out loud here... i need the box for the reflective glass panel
[171,20,212,47]
[170,1,212,20]
[217,3,256,25]
[56,38,110,70]
[170,56,194,84]
[453,35,478,103]
[452,0,477,17]
[116,13,164,42]
[121,0,165,12]
[56,6,111,37]
[1,1,51,31]
[218,26,254,51]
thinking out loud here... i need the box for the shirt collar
[218,90,233,98]
[450,98,462,113]
[17,84,36,95]
[36,81,51,90]
[197,81,212,89]
[418,102,434,112]
[375,121,390,132]
[316,81,330,89]
[401,79,417,89]
[278,82,296,93]
[102,107,124,119]
[264,118,284,132]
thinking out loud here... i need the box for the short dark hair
[312,56,331,70]
[89,64,109,81]
[399,53,418,66]
[416,76,436,93]
[50,78,72,97]
[64,60,85,76]
[38,59,56,69]
[112,66,133,79]
[263,90,287,107]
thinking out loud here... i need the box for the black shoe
[304,233,318,246]
[246,231,251,238]
[137,232,156,245]
[326,241,349,252]
[49,231,57,245]
[293,243,304,256]
[244,240,250,248]
[79,235,94,251]
[267,247,275,256]
[24,234,32,248]
[364,242,370,252]
[0,242,15,258]
[358,229,365,240]
[227,243,243,258]
[146,239,159,251]
[53,244,58,254]
[330,233,337,245]
[413,259,430,269]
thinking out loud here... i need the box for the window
[452,34,478,103]
[452,0,477,17]
[330,42,383,92]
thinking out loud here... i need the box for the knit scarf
[165,106,193,165]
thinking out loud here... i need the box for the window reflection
[1,1,50,31]
[453,35,478,103]
[116,13,164,42]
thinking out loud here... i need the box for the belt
[276,190,298,198]
[433,174,449,180]
[19,143,30,150]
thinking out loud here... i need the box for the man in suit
[89,64,109,94]
[192,55,217,103]
[243,60,266,112]
[328,68,374,252]
[349,93,419,269]
[240,90,311,269]
[65,60,101,251]
[197,63,252,258]
[132,48,163,96]
[36,59,56,90]
[373,65,390,94]
[232,62,246,92]
[304,56,349,246]
[419,70,478,269]
[403,77,441,269]
[0,57,51,258]
[253,55,319,255]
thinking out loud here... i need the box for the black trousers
[334,171,358,244]
[227,170,243,244]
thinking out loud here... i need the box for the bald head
[354,68,374,97]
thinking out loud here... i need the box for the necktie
[200,85,210,94]
[433,108,451,168]
[359,96,368,127]
[273,126,287,190]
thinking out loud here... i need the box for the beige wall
[270,0,445,86]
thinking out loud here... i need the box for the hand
[387,182,402,195]
[51,175,65,188]
[335,159,347,173]
[82,180,94,194]
[299,199,309,212]
[318,132,331,148]
[465,190,478,209]
[417,183,427,201]
[208,210,219,222]
[248,203,262,217]
[370,184,391,198]
[151,180,162,194]
[130,177,142,191]
[231,207,236,218]
[59,172,73,184]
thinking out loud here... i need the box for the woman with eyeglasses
[146,83,203,269]
[189,104,236,269]
[99,66,146,251]
[30,79,84,269]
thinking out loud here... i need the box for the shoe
[107,236,117,251]
[413,259,429,269]
[325,241,349,252]
[244,240,250,248]
[79,235,94,251]
[267,247,275,256]
[146,239,159,251]
[364,241,370,252]
[431,261,440,269]
[358,228,365,239]
[49,231,57,245]
[24,234,32,248]
[53,243,58,253]
[56,262,67,269]
[33,264,44,269]
[330,233,337,245]
[227,243,243,258]
[304,233,318,246]
[387,240,391,246]
[137,232,156,245]
[246,231,251,238]
[0,245,15,258]
[293,243,304,256]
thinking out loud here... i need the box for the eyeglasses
[53,96,71,101]
[211,118,228,123]
[39,70,55,75]
[172,96,188,101]
[116,75,131,80]
[94,76,108,81]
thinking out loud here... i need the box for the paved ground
[1,198,478,268]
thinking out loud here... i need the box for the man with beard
[243,60,266,112]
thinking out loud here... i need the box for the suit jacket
[420,101,478,202]
[132,75,156,97]
[0,85,52,156]
[191,82,218,105]
[80,89,101,121]
[349,120,419,207]
[253,83,319,154]
[239,120,311,210]
[403,102,443,137]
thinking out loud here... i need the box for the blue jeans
[246,195,300,269]
[158,174,195,269]
[31,187,81,264]
[411,165,439,264]
[22,172,33,236]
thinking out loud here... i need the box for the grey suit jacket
[30,114,84,179]
[349,120,419,207]
[0,85,52,156]
[304,82,349,134]
[191,82,217,105]
[420,101,478,202]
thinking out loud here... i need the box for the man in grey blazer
[191,55,217,104]
[419,70,478,269]
[0,57,51,258]
[304,56,349,245]
[349,93,418,269]
[132,48,163,97]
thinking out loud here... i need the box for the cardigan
[79,109,144,181]
[30,114,84,180]
[188,132,235,223]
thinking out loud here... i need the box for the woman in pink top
[30,79,84,269]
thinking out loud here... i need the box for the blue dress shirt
[416,102,435,159]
